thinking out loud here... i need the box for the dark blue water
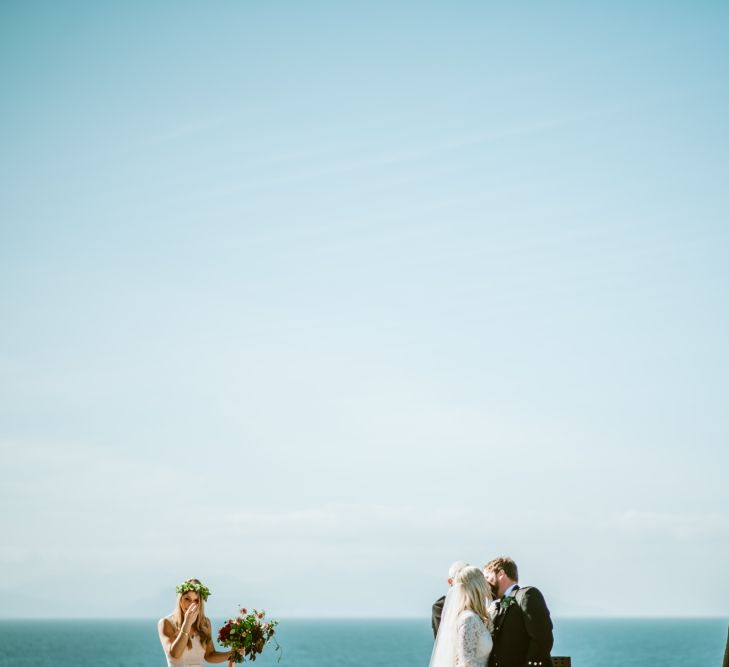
[0,618,726,667]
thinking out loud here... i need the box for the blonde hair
[454,565,494,631]
[172,578,212,648]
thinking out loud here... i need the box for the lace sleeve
[456,613,483,667]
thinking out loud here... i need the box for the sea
[0,618,726,667]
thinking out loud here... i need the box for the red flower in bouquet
[218,607,281,663]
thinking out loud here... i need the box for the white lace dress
[455,610,492,667]
[162,616,207,667]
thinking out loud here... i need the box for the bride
[157,578,237,666]
[429,566,494,667]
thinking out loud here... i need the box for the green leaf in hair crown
[176,580,211,601]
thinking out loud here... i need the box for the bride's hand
[183,602,199,627]
[227,648,245,666]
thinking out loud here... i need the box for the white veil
[428,583,465,667]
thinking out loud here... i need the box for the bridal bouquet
[218,607,281,663]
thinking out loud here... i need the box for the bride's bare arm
[198,618,236,664]
[204,644,237,664]
[158,617,193,660]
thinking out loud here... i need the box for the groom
[484,557,553,667]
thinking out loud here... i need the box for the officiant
[431,560,469,637]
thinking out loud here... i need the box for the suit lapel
[494,585,520,630]
[493,603,506,632]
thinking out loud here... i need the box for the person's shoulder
[458,610,482,624]
[515,586,548,608]
[158,616,175,632]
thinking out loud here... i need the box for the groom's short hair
[484,556,518,582]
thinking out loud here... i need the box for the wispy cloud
[609,510,729,541]
[141,115,234,147]
[222,504,476,543]
[185,101,635,203]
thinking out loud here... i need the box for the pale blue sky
[1,1,728,619]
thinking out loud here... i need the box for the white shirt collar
[503,583,518,598]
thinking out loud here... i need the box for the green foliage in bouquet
[218,607,281,663]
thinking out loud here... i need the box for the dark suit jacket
[431,595,446,638]
[723,624,729,667]
[489,585,553,667]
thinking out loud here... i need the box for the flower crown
[176,580,211,602]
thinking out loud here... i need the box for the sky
[1,1,728,620]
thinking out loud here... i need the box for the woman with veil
[429,566,494,667]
